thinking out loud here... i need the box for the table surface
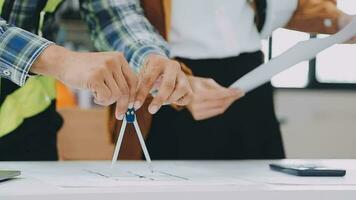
[1,160,356,200]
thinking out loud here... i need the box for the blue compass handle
[125,108,136,123]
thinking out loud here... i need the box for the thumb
[228,88,245,98]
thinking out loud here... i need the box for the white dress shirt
[168,0,298,59]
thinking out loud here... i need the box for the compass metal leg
[133,119,153,171]
[110,118,127,170]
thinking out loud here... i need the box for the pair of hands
[32,45,193,120]
[32,45,243,121]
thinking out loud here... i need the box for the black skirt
[146,51,285,160]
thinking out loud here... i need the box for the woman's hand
[187,76,244,121]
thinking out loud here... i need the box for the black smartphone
[269,163,346,177]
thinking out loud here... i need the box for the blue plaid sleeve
[0,18,53,86]
[80,0,170,73]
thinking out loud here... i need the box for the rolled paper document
[230,16,356,93]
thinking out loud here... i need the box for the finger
[193,107,225,121]
[149,67,177,114]
[115,100,127,120]
[121,60,138,108]
[112,67,130,118]
[174,89,194,106]
[167,73,193,104]
[112,60,130,99]
[198,80,231,100]
[166,84,185,104]
[91,82,112,106]
[203,87,242,100]
[173,83,194,106]
[135,65,161,110]
[150,75,163,96]
[193,95,237,112]
[103,74,120,105]
[114,94,130,121]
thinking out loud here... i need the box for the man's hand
[134,54,193,114]
[32,45,137,120]
[187,76,244,121]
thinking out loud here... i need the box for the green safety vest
[0,0,63,137]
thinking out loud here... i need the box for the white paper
[31,163,256,188]
[230,17,356,93]
[4,161,356,191]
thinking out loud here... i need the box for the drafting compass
[110,108,153,172]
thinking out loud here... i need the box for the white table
[0,160,356,200]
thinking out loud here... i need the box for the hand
[134,54,193,114]
[339,14,356,44]
[32,45,137,120]
[187,76,244,121]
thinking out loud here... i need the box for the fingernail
[128,102,134,109]
[117,114,125,120]
[148,105,160,114]
[134,101,141,110]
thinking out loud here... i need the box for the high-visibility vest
[0,0,63,138]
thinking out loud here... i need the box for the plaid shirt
[0,0,169,86]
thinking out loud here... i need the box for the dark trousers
[146,51,285,160]
[0,102,62,161]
